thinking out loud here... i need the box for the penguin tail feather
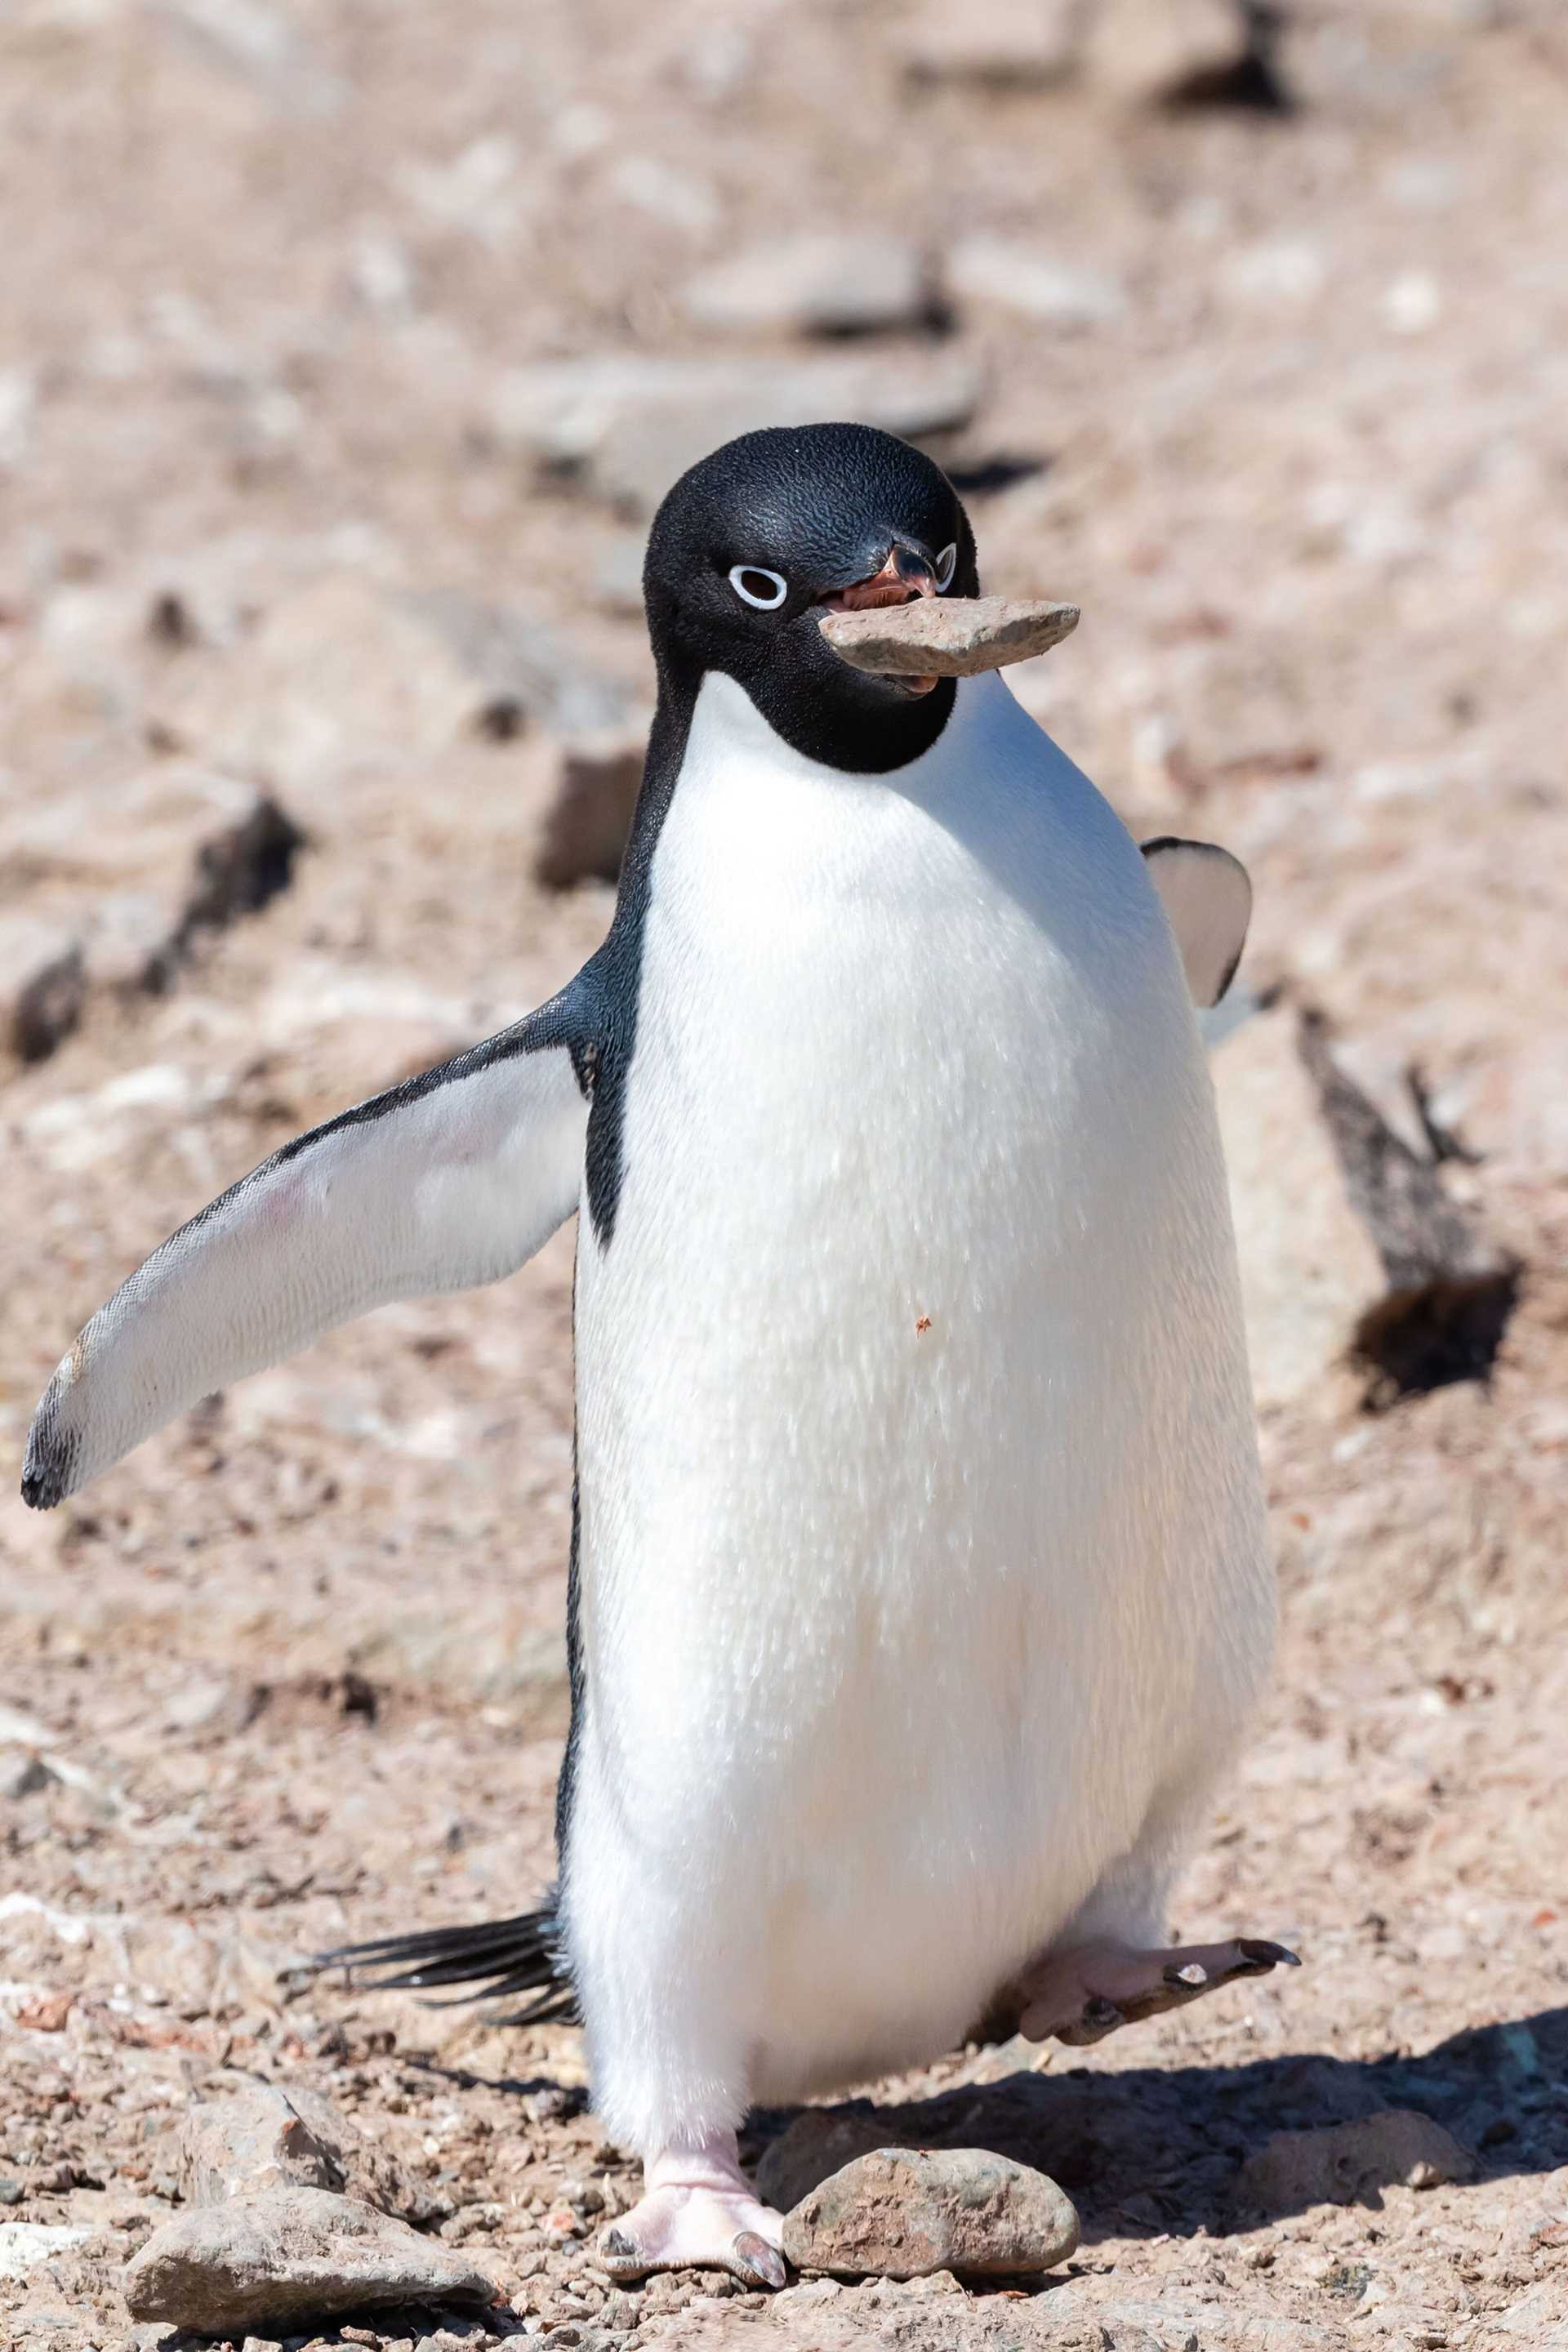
[300,1898,579,2027]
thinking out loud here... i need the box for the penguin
[22,423,1290,2291]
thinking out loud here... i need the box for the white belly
[568,672,1270,2118]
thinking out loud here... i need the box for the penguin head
[643,421,979,774]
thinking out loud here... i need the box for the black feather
[305,1900,580,2027]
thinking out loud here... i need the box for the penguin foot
[1017,1934,1300,2046]
[599,2136,786,2289]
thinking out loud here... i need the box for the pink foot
[598,2133,786,2289]
[1018,1935,1300,2046]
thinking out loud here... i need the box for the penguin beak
[821,541,940,696]
[823,542,938,614]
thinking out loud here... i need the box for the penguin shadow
[741,2006,1568,2244]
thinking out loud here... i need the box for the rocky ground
[2,0,1567,2345]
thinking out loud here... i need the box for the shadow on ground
[732,2006,1568,2243]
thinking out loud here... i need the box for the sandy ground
[2,2,1566,2345]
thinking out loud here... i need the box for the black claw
[1084,1994,1124,2029]
[599,2225,642,2273]
[733,2230,787,2290]
[1238,1938,1301,1971]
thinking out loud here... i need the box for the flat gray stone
[898,0,1082,90]
[948,238,1126,326]
[491,354,982,519]
[681,233,929,337]
[782,2145,1079,2280]
[122,2186,498,2329]
[819,595,1080,677]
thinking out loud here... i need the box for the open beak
[822,543,940,694]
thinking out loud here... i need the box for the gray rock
[491,355,983,519]
[179,2084,443,2228]
[534,728,648,892]
[898,0,1082,89]
[1085,0,1249,101]
[782,2145,1079,2279]
[1213,1004,1391,1414]
[680,234,929,338]
[0,1746,60,1799]
[121,2186,499,2329]
[0,916,85,1063]
[947,238,1127,327]
[1235,2109,1472,2213]
[178,2086,345,2207]
[819,596,1080,677]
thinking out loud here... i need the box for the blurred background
[1,2,1566,2344]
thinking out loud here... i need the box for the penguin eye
[934,541,958,593]
[728,564,789,611]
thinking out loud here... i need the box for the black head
[642,422,980,773]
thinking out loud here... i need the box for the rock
[0,916,85,1062]
[491,354,983,519]
[1213,1004,1396,1414]
[178,2086,345,2207]
[898,0,1082,90]
[10,765,304,1005]
[534,728,648,891]
[781,2145,1079,2280]
[947,237,1126,327]
[179,2083,440,2227]
[1235,2110,1473,2213]
[0,1747,60,1799]
[1085,0,1252,103]
[818,596,1080,677]
[0,2221,94,2281]
[121,2186,499,2330]
[679,234,929,338]
[1294,1010,1518,1404]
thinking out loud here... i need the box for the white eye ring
[935,541,958,592]
[728,564,789,610]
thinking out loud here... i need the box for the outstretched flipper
[21,984,598,1510]
[1142,836,1253,1009]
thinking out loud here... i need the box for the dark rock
[534,728,648,892]
[781,2145,1079,2279]
[121,2186,500,2329]
[0,918,86,1063]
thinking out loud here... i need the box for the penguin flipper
[1141,836,1253,1009]
[21,988,595,1510]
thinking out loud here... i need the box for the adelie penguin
[23,422,1294,2289]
